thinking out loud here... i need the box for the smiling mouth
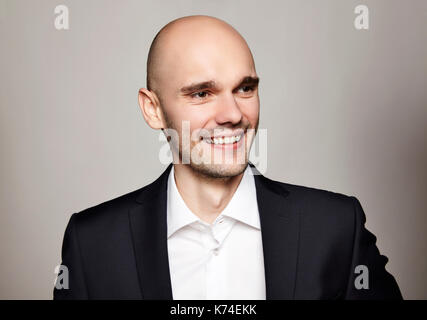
[202,132,244,145]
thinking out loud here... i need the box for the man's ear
[138,88,165,129]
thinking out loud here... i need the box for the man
[54,15,402,300]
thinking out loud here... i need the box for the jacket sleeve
[53,213,89,299]
[344,196,403,299]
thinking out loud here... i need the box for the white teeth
[205,134,243,145]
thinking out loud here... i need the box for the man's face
[155,22,259,178]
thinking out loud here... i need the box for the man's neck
[172,164,245,224]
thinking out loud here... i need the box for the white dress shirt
[166,165,266,300]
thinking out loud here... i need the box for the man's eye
[239,86,254,93]
[191,91,209,99]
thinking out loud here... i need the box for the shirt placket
[202,216,235,299]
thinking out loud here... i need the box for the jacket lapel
[128,164,173,299]
[252,166,301,300]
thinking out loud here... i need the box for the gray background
[1,0,426,299]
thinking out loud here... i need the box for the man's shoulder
[258,174,357,220]
[250,164,354,207]
[69,165,171,231]
[70,182,154,230]
[259,175,360,240]
[260,174,353,203]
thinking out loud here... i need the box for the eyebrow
[179,76,260,95]
[180,80,217,94]
[235,76,259,90]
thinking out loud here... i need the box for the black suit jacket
[54,163,402,300]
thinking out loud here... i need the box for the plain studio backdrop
[1,0,426,299]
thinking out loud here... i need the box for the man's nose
[214,93,243,125]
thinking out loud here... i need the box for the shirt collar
[166,166,199,238]
[166,165,260,238]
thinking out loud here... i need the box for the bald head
[146,15,255,96]
[139,15,260,178]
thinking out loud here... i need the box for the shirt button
[213,248,219,256]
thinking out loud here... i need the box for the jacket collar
[129,163,300,299]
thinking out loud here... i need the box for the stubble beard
[164,116,259,179]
